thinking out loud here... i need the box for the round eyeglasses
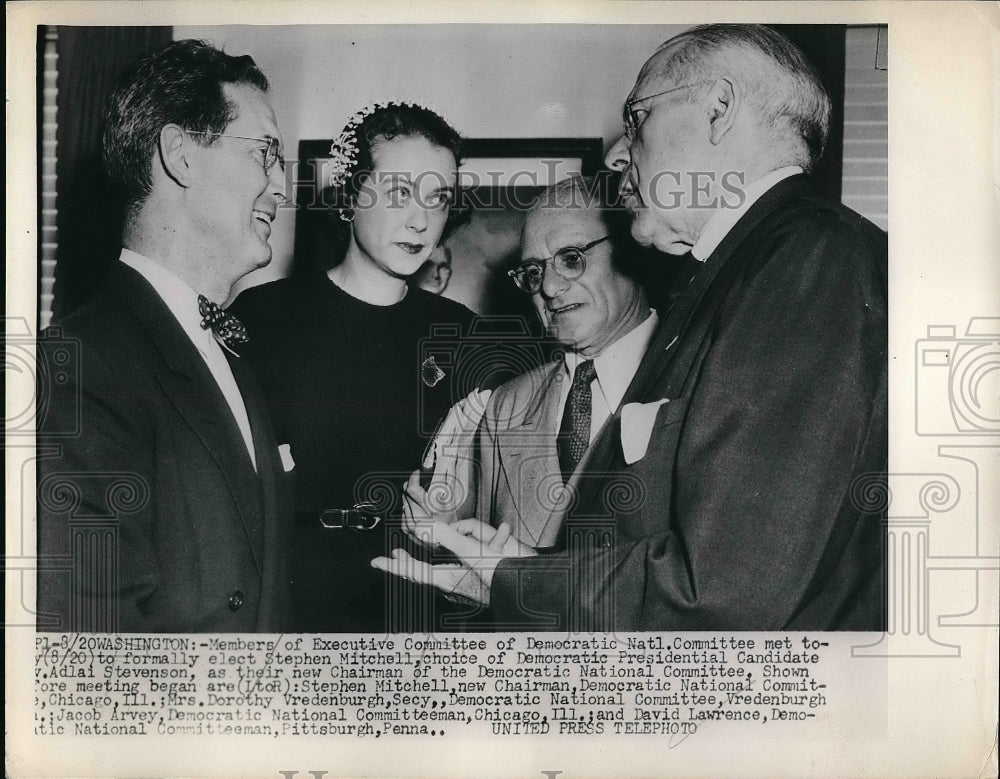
[622,81,711,142]
[187,131,285,174]
[508,235,611,294]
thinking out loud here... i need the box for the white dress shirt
[119,249,257,470]
[691,166,804,261]
[560,309,660,443]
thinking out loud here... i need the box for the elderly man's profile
[376,24,887,633]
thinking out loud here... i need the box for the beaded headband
[327,100,445,190]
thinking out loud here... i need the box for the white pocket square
[277,443,295,472]
[620,399,669,465]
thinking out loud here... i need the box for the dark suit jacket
[36,263,293,632]
[491,175,888,631]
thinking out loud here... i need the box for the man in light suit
[36,40,292,632]
[404,176,656,553]
[378,24,887,632]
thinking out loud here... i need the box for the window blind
[843,26,888,232]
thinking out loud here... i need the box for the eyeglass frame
[186,130,285,174]
[622,80,712,141]
[507,235,611,294]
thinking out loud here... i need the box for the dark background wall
[43,26,171,321]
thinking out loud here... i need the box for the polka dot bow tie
[198,295,248,349]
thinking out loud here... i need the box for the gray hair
[524,175,638,272]
[526,175,628,234]
[528,175,620,214]
[653,24,832,171]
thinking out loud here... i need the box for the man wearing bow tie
[36,40,293,632]
[380,25,887,632]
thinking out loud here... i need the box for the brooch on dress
[421,356,446,388]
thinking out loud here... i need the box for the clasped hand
[372,469,536,605]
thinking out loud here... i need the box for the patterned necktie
[557,359,598,483]
[198,295,248,349]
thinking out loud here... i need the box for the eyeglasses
[507,235,610,294]
[187,131,285,173]
[622,81,711,141]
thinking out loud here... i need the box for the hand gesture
[405,389,492,542]
[372,520,536,605]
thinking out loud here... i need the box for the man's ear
[706,77,739,145]
[158,124,194,188]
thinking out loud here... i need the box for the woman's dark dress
[233,273,476,633]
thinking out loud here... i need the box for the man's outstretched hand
[372,519,536,605]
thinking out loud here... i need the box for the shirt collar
[118,248,215,354]
[691,166,803,262]
[564,309,659,410]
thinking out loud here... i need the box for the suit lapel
[226,350,285,625]
[519,361,564,430]
[529,364,571,546]
[624,174,813,407]
[491,363,565,547]
[227,351,278,478]
[108,264,264,574]
[570,174,815,519]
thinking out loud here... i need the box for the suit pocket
[631,397,690,481]
[652,396,690,429]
